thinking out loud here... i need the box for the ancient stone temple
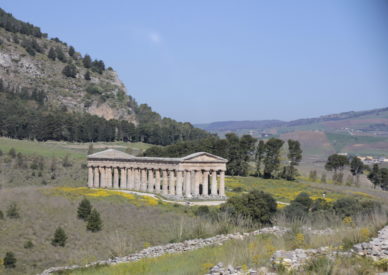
[87,149,227,199]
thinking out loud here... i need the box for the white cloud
[148,31,162,44]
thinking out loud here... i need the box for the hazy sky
[2,1,388,123]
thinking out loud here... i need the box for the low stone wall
[206,225,388,275]
[353,226,388,260]
[38,226,289,275]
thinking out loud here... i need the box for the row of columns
[88,167,225,198]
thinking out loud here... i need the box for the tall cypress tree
[255,140,265,176]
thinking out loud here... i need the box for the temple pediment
[88,149,134,160]
[181,152,227,163]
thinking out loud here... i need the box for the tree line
[0,8,46,38]
[0,81,210,145]
[144,134,302,179]
[324,153,388,190]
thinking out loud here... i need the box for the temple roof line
[88,149,227,163]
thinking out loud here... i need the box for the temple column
[99,167,105,188]
[194,170,200,196]
[184,170,192,198]
[155,169,161,194]
[211,170,218,196]
[169,170,175,195]
[191,170,196,194]
[113,167,119,189]
[106,167,112,188]
[162,170,168,196]
[93,167,99,188]
[127,168,133,189]
[202,170,209,196]
[219,170,225,196]
[88,167,93,188]
[120,167,127,189]
[148,169,154,192]
[135,168,141,190]
[140,169,147,191]
[176,170,183,196]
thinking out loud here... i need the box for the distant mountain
[196,107,388,159]
[195,107,388,137]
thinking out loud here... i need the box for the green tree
[68,45,75,57]
[325,154,349,174]
[55,47,66,62]
[51,227,67,247]
[221,190,277,225]
[48,47,56,60]
[368,164,380,188]
[0,210,4,219]
[62,64,77,78]
[285,139,302,180]
[255,140,265,176]
[320,173,327,183]
[6,202,20,219]
[87,208,102,232]
[83,54,92,68]
[3,252,16,269]
[263,138,284,178]
[84,70,91,81]
[350,157,364,186]
[77,198,92,220]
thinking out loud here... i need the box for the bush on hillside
[3,251,16,269]
[77,198,92,220]
[221,190,277,225]
[51,227,67,247]
[87,208,102,232]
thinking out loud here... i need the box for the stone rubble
[353,226,388,260]
[207,226,388,274]
[38,226,289,275]
[39,225,388,275]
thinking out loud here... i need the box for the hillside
[196,107,388,159]
[0,8,209,145]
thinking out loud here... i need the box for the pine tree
[77,198,92,220]
[68,46,75,57]
[87,208,102,232]
[83,54,92,68]
[62,64,77,78]
[51,227,67,247]
[3,252,16,268]
[48,47,56,60]
[84,70,91,81]
[55,47,66,62]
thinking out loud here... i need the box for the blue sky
[2,1,388,123]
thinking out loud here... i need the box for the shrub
[195,206,210,217]
[62,154,72,167]
[62,64,77,78]
[23,240,34,249]
[77,198,92,220]
[6,202,20,219]
[333,198,362,218]
[51,227,67,247]
[3,252,16,268]
[221,190,277,225]
[0,210,3,219]
[293,192,313,209]
[87,208,102,232]
[284,201,308,219]
[232,186,243,192]
[8,148,16,158]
